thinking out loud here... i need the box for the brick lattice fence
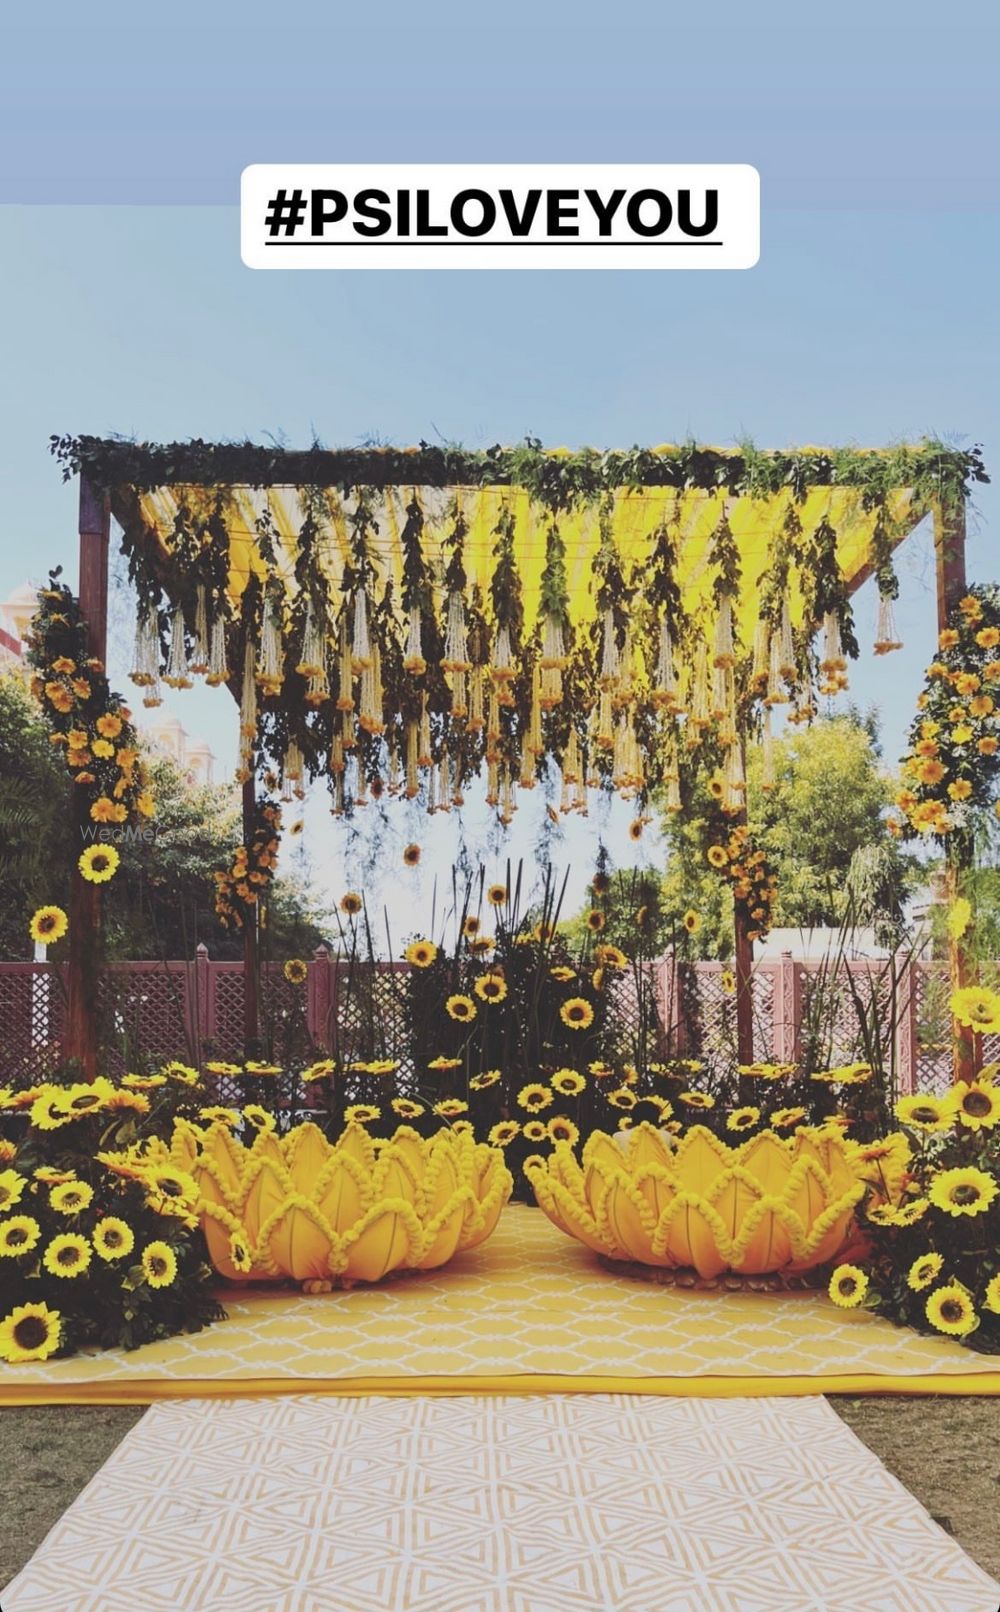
[0,948,985,1092]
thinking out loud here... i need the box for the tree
[0,672,328,960]
[655,713,918,958]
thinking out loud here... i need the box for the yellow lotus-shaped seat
[171,1120,512,1286]
[525,1123,865,1279]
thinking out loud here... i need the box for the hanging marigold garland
[892,584,1000,843]
[27,572,154,834]
[213,798,282,929]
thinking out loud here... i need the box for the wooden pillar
[734,903,755,1067]
[242,776,259,1051]
[63,477,110,1077]
[934,497,976,1082]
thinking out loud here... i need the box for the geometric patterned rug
[3,1393,997,1611]
[2,1208,998,1404]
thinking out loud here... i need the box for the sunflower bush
[0,1073,223,1362]
[827,1054,1000,1351]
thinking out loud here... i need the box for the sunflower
[93,1218,135,1262]
[474,973,508,1004]
[95,712,123,738]
[49,1180,95,1215]
[547,1116,580,1145]
[895,1095,952,1133]
[301,1060,337,1082]
[984,1274,1000,1314]
[585,909,607,933]
[403,843,421,866]
[486,884,508,907]
[677,1090,715,1110]
[906,1252,943,1292]
[560,998,595,1031]
[142,1241,178,1289]
[164,1061,201,1085]
[720,969,736,995]
[682,910,701,935]
[405,939,438,968]
[283,958,308,985]
[344,1103,380,1125]
[0,1216,42,1258]
[488,1120,520,1146]
[517,1083,554,1114]
[391,1097,425,1118]
[550,966,577,983]
[243,1104,276,1131]
[0,1302,62,1364]
[594,944,627,970]
[468,936,495,956]
[551,1068,586,1096]
[123,1072,170,1088]
[470,1070,501,1091]
[428,1056,462,1071]
[78,844,120,883]
[462,915,481,938]
[43,1233,92,1278]
[607,1088,637,1111]
[951,986,1000,1033]
[0,1170,27,1212]
[229,1232,253,1274]
[828,1264,868,1309]
[523,1120,548,1143]
[948,1079,1000,1132]
[27,1093,73,1131]
[340,892,363,915]
[143,1165,199,1210]
[244,1061,282,1076]
[445,994,477,1023]
[769,1107,808,1130]
[433,1098,469,1118]
[198,1106,241,1127]
[726,1107,761,1133]
[28,905,68,945]
[925,1282,978,1337]
[707,845,729,869]
[928,1166,998,1217]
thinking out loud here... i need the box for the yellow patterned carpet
[3,1207,998,1404]
[4,1394,998,1611]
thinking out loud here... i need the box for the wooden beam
[64,477,111,1078]
[934,497,976,1083]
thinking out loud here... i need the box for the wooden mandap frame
[58,437,983,1081]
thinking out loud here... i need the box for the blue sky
[1,5,997,939]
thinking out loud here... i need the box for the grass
[0,1398,997,1589]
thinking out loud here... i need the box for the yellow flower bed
[525,1122,864,1279]
[170,1120,512,1287]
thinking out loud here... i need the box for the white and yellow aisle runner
[3,1394,997,1612]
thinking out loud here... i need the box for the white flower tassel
[163,606,192,690]
[239,639,257,773]
[336,619,354,713]
[256,594,284,695]
[766,626,789,706]
[359,639,385,735]
[206,615,228,687]
[403,605,426,675]
[467,665,485,732]
[723,741,746,813]
[283,740,305,800]
[539,614,565,708]
[404,721,420,799]
[712,595,736,670]
[486,756,500,807]
[751,616,770,691]
[874,591,903,656]
[491,624,516,705]
[819,611,849,694]
[190,586,210,675]
[418,696,432,769]
[777,595,795,680]
[761,709,776,791]
[351,589,372,673]
[652,619,679,709]
[442,591,470,673]
[599,609,620,687]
